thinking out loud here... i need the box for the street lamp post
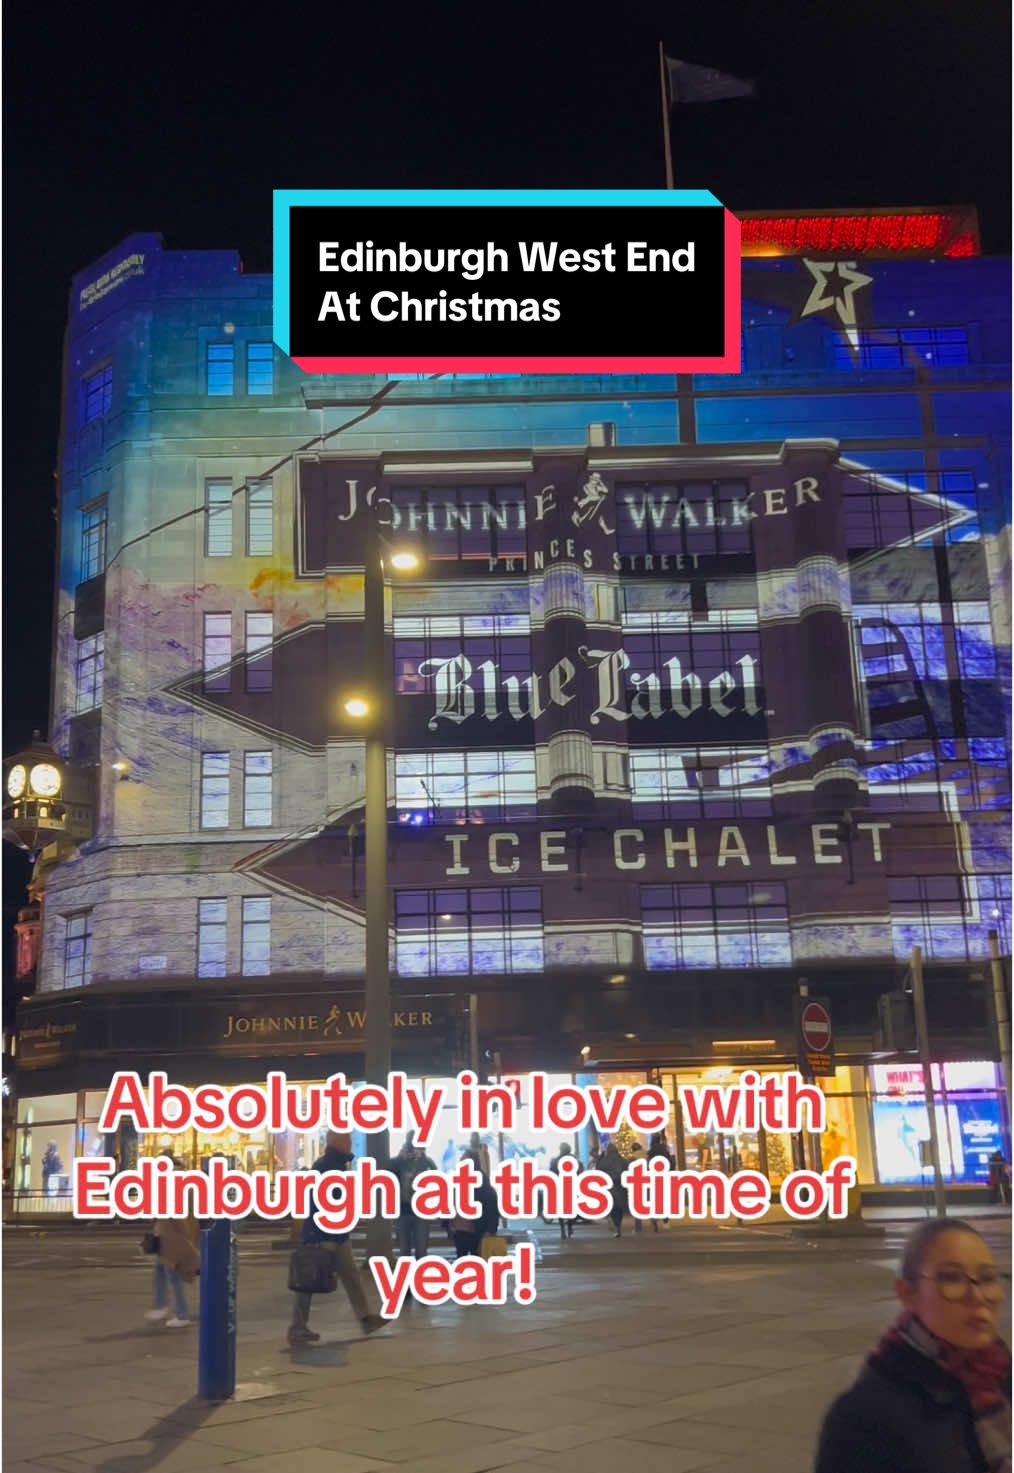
[361,509,393,1264]
[346,511,422,1266]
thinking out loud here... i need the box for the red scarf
[876,1312,1010,1413]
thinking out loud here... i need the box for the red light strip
[740,211,980,258]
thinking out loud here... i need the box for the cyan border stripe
[272,188,722,356]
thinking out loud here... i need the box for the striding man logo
[321,1004,344,1038]
[571,471,614,535]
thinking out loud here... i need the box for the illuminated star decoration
[799,259,875,357]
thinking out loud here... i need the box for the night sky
[2,0,1009,999]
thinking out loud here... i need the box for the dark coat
[815,1337,998,1473]
[301,1147,354,1246]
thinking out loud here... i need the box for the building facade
[9,212,1012,1212]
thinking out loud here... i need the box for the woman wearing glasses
[816,1218,1009,1472]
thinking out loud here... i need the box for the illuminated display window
[395,750,536,823]
[394,614,531,695]
[243,751,273,827]
[831,327,970,371]
[246,342,274,395]
[197,898,227,978]
[203,613,231,693]
[245,612,273,692]
[246,478,273,555]
[80,502,107,583]
[395,887,543,976]
[641,882,791,970]
[205,480,233,557]
[207,343,235,395]
[63,912,93,989]
[200,752,230,829]
[388,485,526,564]
[241,897,271,976]
[869,1060,1004,1185]
[615,480,753,559]
[630,746,772,818]
[80,363,112,424]
[75,633,104,714]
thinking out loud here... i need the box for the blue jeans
[153,1262,189,1318]
[397,1216,430,1258]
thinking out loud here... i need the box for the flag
[666,56,754,104]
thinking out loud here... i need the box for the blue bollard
[198,1220,237,1400]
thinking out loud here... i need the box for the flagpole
[658,41,674,189]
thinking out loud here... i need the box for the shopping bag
[140,1232,160,1255]
[288,1244,338,1294]
[479,1234,508,1259]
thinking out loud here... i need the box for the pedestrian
[625,1136,649,1234]
[452,1150,501,1258]
[145,1171,199,1329]
[814,1217,1010,1472]
[550,1142,579,1239]
[600,1140,627,1238]
[390,1131,437,1261]
[288,1132,384,1345]
[468,1131,492,1177]
[648,1131,673,1232]
[988,1151,1011,1207]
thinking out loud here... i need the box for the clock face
[6,764,27,799]
[28,763,61,798]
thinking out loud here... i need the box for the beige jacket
[156,1215,201,1281]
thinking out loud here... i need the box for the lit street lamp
[343,516,421,1265]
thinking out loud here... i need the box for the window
[844,469,980,549]
[80,503,107,582]
[640,882,791,970]
[81,364,113,424]
[630,746,772,818]
[207,343,235,395]
[395,750,536,823]
[387,484,527,565]
[241,897,271,976]
[865,738,1011,818]
[197,899,227,978]
[395,887,543,976]
[615,478,754,560]
[394,614,531,695]
[75,633,105,713]
[203,613,232,693]
[245,612,273,692]
[243,752,273,827]
[200,752,230,828]
[246,342,274,394]
[205,480,233,557]
[888,874,1010,962]
[64,912,94,988]
[246,479,273,555]
[620,610,764,727]
[832,326,969,371]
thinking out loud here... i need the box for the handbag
[140,1232,160,1256]
[288,1243,338,1295]
[480,1234,508,1260]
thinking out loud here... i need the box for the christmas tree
[613,1120,640,1157]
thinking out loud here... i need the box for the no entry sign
[796,996,835,1077]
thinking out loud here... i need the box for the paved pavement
[3,1213,1011,1473]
